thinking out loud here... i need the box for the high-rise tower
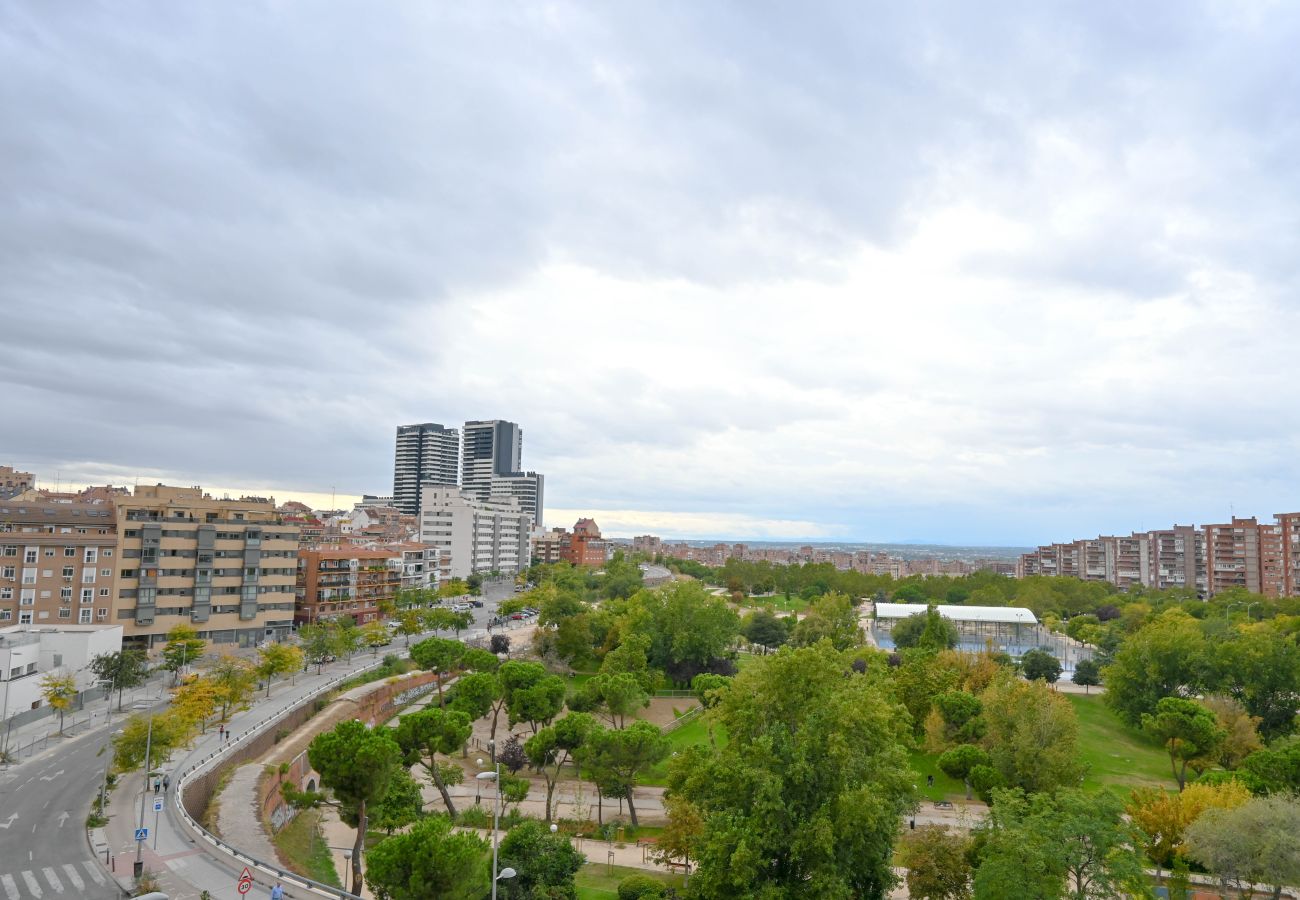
[393,423,459,515]
[461,420,522,502]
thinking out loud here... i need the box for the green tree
[1142,697,1226,791]
[89,650,150,711]
[1216,629,1300,740]
[306,720,404,896]
[580,720,669,828]
[979,674,1082,793]
[495,819,586,899]
[893,607,958,651]
[508,673,568,735]
[741,608,791,651]
[1184,794,1300,900]
[298,623,339,672]
[410,637,466,709]
[335,621,364,662]
[898,825,971,900]
[790,591,863,651]
[255,642,302,698]
[973,788,1148,900]
[112,710,188,772]
[938,744,992,801]
[579,672,650,729]
[396,609,425,646]
[1020,648,1062,683]
[669,642,915,897]
[208,654,256,720]
[623,581,739,682]
[1071,658,1101,693]
[365,814,488,900]
[1102,608,1208,725]
[159,625,206,684]
[394,707,472,817]
[362,621,392,654]
[525,712,596,821]
[370,768,424,835]
[488,661,548,759]
[39,672,78,736]
[449,671,499,722]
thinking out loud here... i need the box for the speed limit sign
[237,866,254,894]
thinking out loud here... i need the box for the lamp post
[133,713,154,878]
[1246,601,1261,621]
[476,750,515,900]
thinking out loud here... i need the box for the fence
[660,705,703,734]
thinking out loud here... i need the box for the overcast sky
[3,2,1299,545]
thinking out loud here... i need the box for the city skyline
[5,4,1300,545]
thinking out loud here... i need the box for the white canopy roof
[874,603,1038,626]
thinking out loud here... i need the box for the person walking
[218,723,224,738]
[163,775,170,791]
[270,883,285,900]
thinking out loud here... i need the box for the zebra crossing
[0,862,105,899]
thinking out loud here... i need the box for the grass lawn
[907,749,969,802]
[1068,693,1176,795]
[271,808,342,888]
[746,594,809,614]
[642,717,728,786]
[575,863,685,899]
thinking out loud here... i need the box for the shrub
[618,873,668,899]
[455,804,491,828]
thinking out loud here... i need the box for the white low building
[0,624,124,719]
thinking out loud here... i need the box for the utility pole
[134,714,153,879]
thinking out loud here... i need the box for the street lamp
[477,759,505,900]
[1246,601,1261,620]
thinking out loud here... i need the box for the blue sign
[135,828,148,841]
[153,799,164,813]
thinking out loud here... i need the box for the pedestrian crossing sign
[135,828,148,841]
[153,798,164,812]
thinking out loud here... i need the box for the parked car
[510,612,525,620]
[470,600,484,608]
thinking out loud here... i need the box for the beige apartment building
[0,466,35,501]
[114,485,299,649]
[0,500,118,628]
[1279,512,1300,597]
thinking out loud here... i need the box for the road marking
[0,873,17,900]
[59,866,83,892]
[81,862,106,886]
[19,870,41,898]
[40,868,62,893]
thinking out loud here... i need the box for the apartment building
[1278,512,1300,597]
[631,535,662,557]
[388,543,443,592]
[393,423,460,515]
[0,467,35,501]
[531,527,566,565]
[0,500,119,628]
[295,547,399,626]
[114,485,299,649]
[1204,517,1267,596]
[561,518,608,567]
[489,471,544,527]
[418,485,530,579]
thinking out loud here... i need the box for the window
[64,546,76,557]
[99,588,109,597]
[2,566,12,579]
[58,608,70,619]
[82,569,95,583]
[96,608,107,621]
[41,569,52,578]
[20,589,34,605]
[0,587,9,600]
[101,568,110,577]
[21,568,35,584]
[0,609,9,620]
[18,612,31,624]
[103,549,113,557]
[1,546,15,556]
[80,608,93,624]
[84,548,97,564]
[60,587,71,600]
[23,549,37,563]
[44,548,55,558]
[81,588,93,604]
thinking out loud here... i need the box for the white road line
[59,866,82,892]
[19,870,41,898]
[80,862,106,886]
[0,873,18,900]
[40,868,62,893]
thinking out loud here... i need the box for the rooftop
[873,603,1039,626]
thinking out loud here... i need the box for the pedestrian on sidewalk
[154,777,161,794]
[218,723,224,738]
[271,883,285,900]
[163,775,170,791]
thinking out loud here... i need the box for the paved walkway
[215,763,281,862]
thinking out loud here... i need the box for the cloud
[3,2,1299,544]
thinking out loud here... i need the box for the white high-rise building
[461,420,523,502]
[393,423,460,515]
[489,471,544,528]
[418,485,531,579]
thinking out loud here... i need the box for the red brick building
[295,547,399,625]
[560,518,607,567]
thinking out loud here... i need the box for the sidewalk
[2,676,167,768]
